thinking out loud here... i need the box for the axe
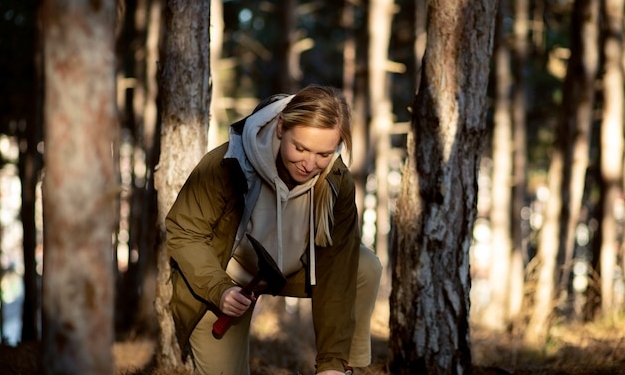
[212,233,287,338]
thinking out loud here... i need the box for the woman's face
[277,120,341,184]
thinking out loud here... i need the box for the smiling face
[277,120,341,184]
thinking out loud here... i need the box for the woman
[166,85,382,375]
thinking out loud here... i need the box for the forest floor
[2,291,625,375]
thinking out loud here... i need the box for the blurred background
[1,0,625,373]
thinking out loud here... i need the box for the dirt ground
[2,294,625,375]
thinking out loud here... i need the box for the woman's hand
[316,371,344,375]
[219,286,255,317]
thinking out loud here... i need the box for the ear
[276,115,283,139]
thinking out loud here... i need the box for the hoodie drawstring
[274,177,284,272]
[272,177,317,285]
[309,185,316,285]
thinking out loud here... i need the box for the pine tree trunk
[153,0,211,372]
[509,0,529,323]
[275,0,297,93]
[556,0,600,299]
[369,0,394,288]
[527,0,600,344]
[482,1,513,330]
[40,0,117,373]
[598,0,624,316]
[20,11,43,342]
[389,1,498,374]
[345,0,369,225]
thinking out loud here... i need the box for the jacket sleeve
[311,162,360,372]
[166,147,239,308]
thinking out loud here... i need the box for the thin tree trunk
[526,0,600,345]
[369,0,394,289]
[389,1,498,374]
[20,9,43,342]
[276,0,297,93]
[556,0,600,302]
[208,0,225,151]
[40,0,117,373]
[414,0,426,90]
[483,1,513,330]
[133,0,163,336]
[346,0,369,229]
[153,0,210,372]
[598,0,624,317]
[509,0,529,322]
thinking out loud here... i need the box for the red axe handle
[212,274,261,338]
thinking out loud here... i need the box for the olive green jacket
[166,141,360,372]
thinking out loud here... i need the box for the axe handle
[212,274,261,337]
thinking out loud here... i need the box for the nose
[302,153,316,172]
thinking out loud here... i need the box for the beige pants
[189,245,382,375]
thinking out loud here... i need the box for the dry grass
[2,296,625,374]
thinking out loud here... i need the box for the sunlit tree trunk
[342,0,365,216]
[414,0,426,90]
[209,0,226,150]
[369,0,394,288]
[346,0,369,229]
[597,0,624,317]
[526,0,600,345]
[389,1,498,373]
[482,0,512,331]
[509,0,529,323]
[153,0,210,372]
[40,0,117,373]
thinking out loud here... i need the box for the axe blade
[246,233,287,295]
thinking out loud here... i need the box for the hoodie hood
[223,94,340,287]
[224,95,295,192]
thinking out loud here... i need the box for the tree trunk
[40,0,117,373]
[346,0,369,229]
[153,0,210,372]
[134,0,163,337]
[209,0,226,150]
[526,0,600,345]
[482,0,513,331]
[414,0,426,90]
[556,0,600,301]
[598,0,624,317]
[369,0,394,289]
[20,9,43,342]
[276,0,297,93]
[389,1,498,374]
[509,0,529,323]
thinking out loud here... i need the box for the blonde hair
[281,85,352,247]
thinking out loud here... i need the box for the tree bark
[40,0,117,373]
[389,1,498,374]
[153,0,210,372]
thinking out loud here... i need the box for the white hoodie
[223,96,340,289]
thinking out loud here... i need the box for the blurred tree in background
[0,0,625,374]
